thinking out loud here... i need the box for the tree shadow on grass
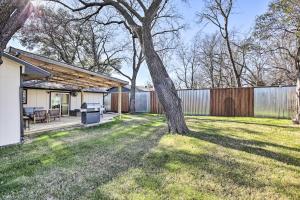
[235,127,264,135]
[0,117,166,199]
[148,147,267,188]
[187,119,300,153]
[93,145,268,199]
[138,146,299,200]
[187,118,298,130]
[187,130,300,167]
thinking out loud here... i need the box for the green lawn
[0,115,299,200]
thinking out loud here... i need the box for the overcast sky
[8,0,271,86]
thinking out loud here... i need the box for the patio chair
[23,107,35,120]
[48,109,61,122]
[33,110,48,123]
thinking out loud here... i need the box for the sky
[8,0,271,86]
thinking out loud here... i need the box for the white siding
[24,90,103,111]
[84,93,103,105]
[24,89,50,109]
[0,57,21,146]
[71,94,81,110]
[71,93,104,109]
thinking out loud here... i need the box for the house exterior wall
[84,93,103,105]
[70,92,104,109]
[24,89,104,111]
[70,94,81,110]
[24,89,49,109]
[0,57,21,146]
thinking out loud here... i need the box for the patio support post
[19,67,24,142]
[81,89,84,104]
[118,85,122,118]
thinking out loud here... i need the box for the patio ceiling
[9,47,128,88]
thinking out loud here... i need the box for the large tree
[0,0,33,64]
[255,0,300,123]
[107,1,182,113]
[51,0,189,133]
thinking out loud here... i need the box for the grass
[0,114,299,199]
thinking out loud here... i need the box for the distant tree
[111,35,144,113]
[197,33,226,88]
[255,0,300,123]
[19,6,125,74]
[175,42,200,89]
[0,0,33,64]
[174,32,244,89]
[199,0,244,87]
[241,43,268,87]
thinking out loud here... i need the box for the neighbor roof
[3,52,51,80]
[108,85,154,93]
[129,85,154,92]
[9,47,128,88]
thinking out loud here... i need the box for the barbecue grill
[81,103,101,124]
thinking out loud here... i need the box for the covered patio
[8,47,128,135]
[25,113,119,135]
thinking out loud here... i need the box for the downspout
[19,66,24,142]
[0,50,3,65]
[103,92,109,107]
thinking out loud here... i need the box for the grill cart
[81,103,101,125]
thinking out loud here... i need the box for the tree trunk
[293,38,300,124]
[294,71,300,124]
[0,0,33,64]
[129,74,137,114]
[141,24,189,134]
[224,19,242,87]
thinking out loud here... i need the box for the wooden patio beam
[50,73,111,88]
[17,55,125,87]
[49,77,101,88]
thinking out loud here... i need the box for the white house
[0,53,50,146]
[23,81,107,116]
[0,47,127,147]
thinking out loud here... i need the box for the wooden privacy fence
[150,91,164,114]
[106,86,298,118]
[111,93,129,113]
[210,88,254,117]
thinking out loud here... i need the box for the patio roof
[3,52,51,80]
[23,80,108,93]
[9,47,128,88]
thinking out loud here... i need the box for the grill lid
[81,103,101,109]
[81,103,101,112]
